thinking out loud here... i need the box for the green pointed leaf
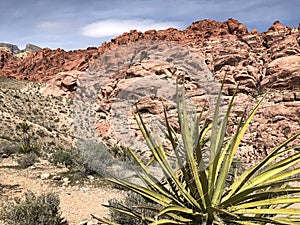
[230,198,300,211]
[138,173,184,207]
[222,187,300,208]
[210,86,236,200]
[211,206,240,219]
[103,204,143,219]
[271,217,300,223]
[157,205,195,217]
[228,221,259,225]
[224,131,300,202]
[239,151,300,191]
[135,205,194,223]
[234,208,300,215]
[226,216,289,225]
[91,214,120,225]
[213,94,266,207]
[149,219,185,225]
[176,85,207,210]
[106,178,172,206]
[135,112,203,209]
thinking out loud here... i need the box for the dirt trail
[1,157,299,225]
[0,157,124,225]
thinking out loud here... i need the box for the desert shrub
[0,144,17,157]
[94,86,300,224]
[17,152,39,168]
[18,140,40,155]
[78,140,116,177]
[50,146,100,176]
[50,148,81,170]
[0,191,68,225]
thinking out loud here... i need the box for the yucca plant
[94,84,300,225]
[17,121,40,155]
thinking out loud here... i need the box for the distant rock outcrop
[0,48,13,69]
[0,42,41,55]
[0,43,20,54]
[24,44,42,53]
[40,70,84,97]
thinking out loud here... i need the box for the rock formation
[0,43,20,54]
[0,47,13,69]
[24,44,42,53]
[40,70,84,97]
[0,18,299,165]
[0,19,298,93]
[0,42,41,54]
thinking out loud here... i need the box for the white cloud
[81,19,182,38]
[37,21,63,30]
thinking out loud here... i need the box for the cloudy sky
[0,0,299,50]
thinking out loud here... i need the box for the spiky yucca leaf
[95,85,300,225]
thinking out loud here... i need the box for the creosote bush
[107,143,133,162]
[50,148,82,170]
[50,147,100,176]
[0,144,17,157]
[17,152,39,168]
[0,191,68,225]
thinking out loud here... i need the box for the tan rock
[40,70,84,96]
[262,55,300,89]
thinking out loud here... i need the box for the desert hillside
[0,18,299,224]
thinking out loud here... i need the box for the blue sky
[0,0,299,50]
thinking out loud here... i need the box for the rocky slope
[0,18,299,165]
[0,78,73,152]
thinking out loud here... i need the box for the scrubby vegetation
[0,191,68,225]
[17,152,39,168]
[0,78,73,153]
[16,122,41,155]
[50,148,83,171]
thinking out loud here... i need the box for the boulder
[40,70,84,96]
[262,55,300,90]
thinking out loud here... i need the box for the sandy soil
[1,156,299,225]
[0,157,124,225]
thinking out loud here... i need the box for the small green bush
[107,143,133,162]
[0,144,17,157]
[17,152,39,168]
[50,147,96,176]
[50,148,80,169]
[18,140,40,155]
[0,191,68,225]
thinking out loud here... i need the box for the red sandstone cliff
[0,18,299,93]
